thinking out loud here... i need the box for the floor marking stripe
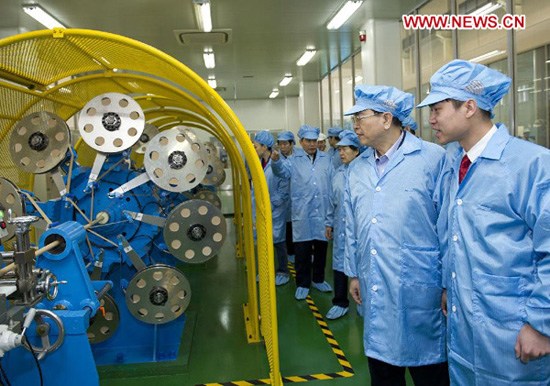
[196,262,355,385]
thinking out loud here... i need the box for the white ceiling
[0,0,420,100]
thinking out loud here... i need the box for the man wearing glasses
[343,85,449,386]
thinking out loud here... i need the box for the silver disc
[87,293,120,344]
[9,112,70,174]
[164,199,226,264]
[78,93,144,153]
[192,189,222,210]
[134,123,159,154]
[202,155,226,186]
[0,178,24,241]
[144,127,208,192]
[204,142,217,157]
[125,265,191,325]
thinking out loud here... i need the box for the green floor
[99,198,414,385]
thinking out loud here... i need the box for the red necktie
[459,155,471,184]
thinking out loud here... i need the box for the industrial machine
[0,92,228,386]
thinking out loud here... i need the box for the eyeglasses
[351,113,378,124]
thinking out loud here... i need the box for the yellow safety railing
[0,28,281,385]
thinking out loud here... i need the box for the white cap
[317,133,327,141]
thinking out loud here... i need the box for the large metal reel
[164,199,226,264]
[125,265,191,325]
[134,123,159,154]
[87,293,120,344]
[77,93,145,153]
[0,178,24,241]
[9,111,71,174]
[192,189,222,210]
[144,127,208,192]
[202,154,226,187]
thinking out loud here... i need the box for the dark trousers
[274,242,289,274]
[367,357,450,386]
[332,270,349,307]
[285,221,295,255]
[293,240,328,288]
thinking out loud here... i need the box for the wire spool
[87,293,120,344]
[134,123,159,154]
[144,127,208,192]
[0,178,24,241]
[192,189,222,210]
[202,154,226,187]
[9,111,71,174]
[125,264,191,325]
[78,93,145,153]
[164,199,226,264]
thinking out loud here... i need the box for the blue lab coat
[325,163,347,272]
[328,146,342,169]
[272,148,332,242]
[437,124,550,385]
[251,157,289,244]
[343,132,447,366]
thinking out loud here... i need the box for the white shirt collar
[464,124,497,163]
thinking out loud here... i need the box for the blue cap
[277,131,295,142]
[328,127,343,137]
[297,124,320,140]
[254,130,274,148]
[417,59,511,117]
[336,129,360,148]
[344,85,414,123]
[402,116,417,131]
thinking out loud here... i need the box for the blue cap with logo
[336,129,360,148]
[344,85,414,123]
[402,116,417,131]
[254,130,274,148]
[277,131,295,142]
[417,59,511,118]
[328,127,343,137]
[297,124,320,140]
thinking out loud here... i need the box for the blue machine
[4,221,111,386]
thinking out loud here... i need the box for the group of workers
[250,59,549,386]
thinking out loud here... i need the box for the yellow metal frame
[0,28,282,385]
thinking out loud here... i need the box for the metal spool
[192,189,222,210]
[9,111,71,174]
[144,127,208,192]
[78,93,145,153]
[134,123,159,154]
[204,142,217,157]
[164,199,226,264]
[0,178,24,241]
[87,293,120,344]
[125,264,191,325]
[202,155,226,187]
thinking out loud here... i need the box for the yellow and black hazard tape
[195,262,354,385]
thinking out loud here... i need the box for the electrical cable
[24,335,43,386]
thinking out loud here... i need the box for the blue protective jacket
[328,147,342,169]
[272,148,332,242]
[343,132,447,366]
[437,124,550,385]
[251,157,289,243]
[325,163,347,272]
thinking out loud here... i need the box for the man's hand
[325,226,333,240]
[271,150,280,161]
[349,277,362,305]
[441,289,448,317]
[515,324,550,363]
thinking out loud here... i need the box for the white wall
[225,96,301,134]
[361,19,403,87]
